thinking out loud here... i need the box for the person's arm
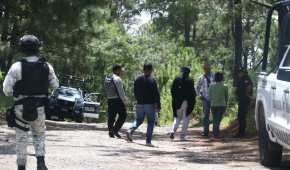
[114,77,127,105]
[171,78,177,98]
[208,85,212,101]
[153,78,161,111]
[192,79,197,99]
[47,63,59,90]
[247,78,253,99]
[3,63,21,96]
[196,76,202,96]
[133,77,139,102]
[187,78,196,102]
[225,85,229,105]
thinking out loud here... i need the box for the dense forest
[0,0,280,128]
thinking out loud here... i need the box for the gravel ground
[0,121,290,170]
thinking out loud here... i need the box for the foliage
[0,0,282,129]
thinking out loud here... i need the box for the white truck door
[274,77,289,127]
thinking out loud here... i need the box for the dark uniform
[236,74,253,137]
[170,67,196,140]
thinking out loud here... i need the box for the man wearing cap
[3,35,59,170]
[170,67,196,140]
[234,69,253,138]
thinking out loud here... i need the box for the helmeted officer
[234,68,253,138]
[3,35,59,170]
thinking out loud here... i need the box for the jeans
[211,106,226,137]
[202,99,211,134]
[107,98,127,133]
[171,101,190,138]
[130,104,155,144]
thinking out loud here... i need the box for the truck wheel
[258,105,282,167]
[74,114,83,123]
[46,112,52,120]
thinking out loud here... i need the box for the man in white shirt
[3,35,59,170]
[196,62,214,137]
[105,64,128,138]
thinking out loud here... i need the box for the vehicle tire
[74,113,83,123]
[45,107,55,120]
[46,111,52,120]
[258,104,283,167]
[58,112,65,121]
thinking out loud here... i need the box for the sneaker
[180,136,186,141]
[169,133,174,140]
[37,156,48,170]
[201,132,209,137]
[213,135,223,140]
[109,131,115,138]
[145,142,154,147]
[233,133,245,138]
[126,130,133,142]
[114,132,122,139]
[18,165,26,170]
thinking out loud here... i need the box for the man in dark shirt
[126,64,161,146]
[235,69,253,138]
[170,67,196,140]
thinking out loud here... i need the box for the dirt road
[0,121,290,170]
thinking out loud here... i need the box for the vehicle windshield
[58,88,82,98]
[281,45,290,67]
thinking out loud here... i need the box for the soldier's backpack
[104,75,120,98]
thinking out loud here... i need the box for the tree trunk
[184,19,191,47]
[233,0,243,85]
[243,17,251,70]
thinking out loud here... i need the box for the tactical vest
[13,58,49,97]
[104,75,119,99]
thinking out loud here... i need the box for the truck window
[278,47,290,82]
[264,11,279,73]
[282,46,290,67]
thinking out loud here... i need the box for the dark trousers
[238,99,250,135]
[211,106,226,137]
[202,99,211,134]
[107,98,127,133]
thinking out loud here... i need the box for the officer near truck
[3,35,59,170]
[235,68,253,138]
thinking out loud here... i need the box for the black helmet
[19,35,41,55]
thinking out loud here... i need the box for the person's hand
[123,98,129,110]
[155,104,161,113]
[224,108,228,115]
[199,96,205,100]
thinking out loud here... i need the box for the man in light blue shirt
[196,63,214,137]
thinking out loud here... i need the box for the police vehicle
[46,75,100,122]
[255,0,290,167]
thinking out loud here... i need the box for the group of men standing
[105,61,253,144]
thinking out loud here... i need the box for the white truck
[255,0,290,167]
